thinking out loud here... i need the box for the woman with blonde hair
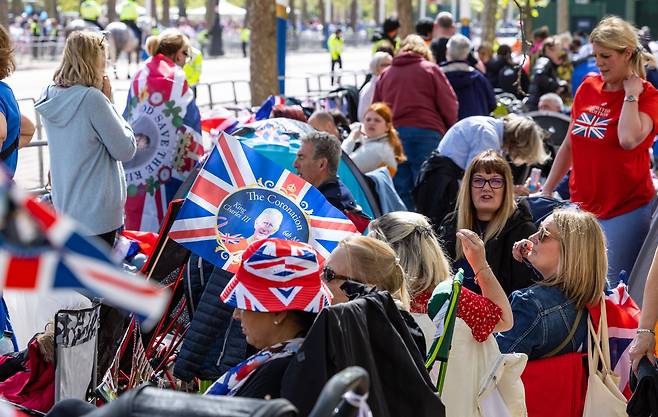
[323,235,410,309]
[438,150,537,295]
[342,102,406,176]
[322,234,435,353]
[498,209,607,358]
[369,211,450,313]
[373,33,458,209]
[541,16,658,285]
[122,28,202,232]
[35,30,136,245]
[0,24,35,179]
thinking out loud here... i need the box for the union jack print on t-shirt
[571,112,610,139]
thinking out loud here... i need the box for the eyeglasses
[537,225,558,242]
[471,176,505,189]
[322,266,351,283]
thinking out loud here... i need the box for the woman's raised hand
[512,239,533,262]
[102,75,113,103]
[457,229,487,271]
[623,74,644,97]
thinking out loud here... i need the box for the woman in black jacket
[438,150,537,295]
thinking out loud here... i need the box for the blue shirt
[0,82,21,178]
[437,116,503,170]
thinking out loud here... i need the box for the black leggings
[95,228,119,249]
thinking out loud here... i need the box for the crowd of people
[0,5,658,417]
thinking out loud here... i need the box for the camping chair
[98,199,192,396]
[424,269,464,395]
[54,302,101,403]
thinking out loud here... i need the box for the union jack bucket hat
[220,238,333,313]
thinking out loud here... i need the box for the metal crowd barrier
[16,69,368,192]
[12,35,66,62]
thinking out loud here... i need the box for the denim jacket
[496,284,587,360]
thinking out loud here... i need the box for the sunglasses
[322,266,352,283]
[471,176,505,189]
[537,225,558,242]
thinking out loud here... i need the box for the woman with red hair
[342,102,406,176]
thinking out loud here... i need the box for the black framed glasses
[471,176,505,189]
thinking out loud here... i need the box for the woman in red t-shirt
[542,16,658,284]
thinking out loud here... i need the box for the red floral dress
[413,286,503,343]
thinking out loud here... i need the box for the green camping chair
[425,269,464,395]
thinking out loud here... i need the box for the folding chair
[54,302,101,403]
[424,269,464,395]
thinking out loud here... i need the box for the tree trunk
[244,0,251,27]
[249,0,278,106]
[300,0,308,29]
[349,0,357,31]
[0,0,7,28]
[178,0,186,18]
[151,0,158,25]
[481,0,497,46]
[556,0,568,34]
[374,0,380,25]
[522,2,533,46]
[106,0,116,22]
[205,0,214,30]
[319,0,325,28]
[289,0,297,33]
[162,0,170,27]
[10,0,21,17]
[397,0,413,39]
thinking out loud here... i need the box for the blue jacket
[440,61,496,121]
[174,255,247,381]
[496,284,587,360]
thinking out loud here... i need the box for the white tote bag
[582,298,627,417]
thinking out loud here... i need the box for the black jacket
[527,57,561,111]
[438,200,538,295]
[174,256,247,381]
[281,292,444,417]
[413,151,464,228]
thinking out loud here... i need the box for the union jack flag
[571,112,610,139]
[589,283,640,399]
[169,132,358,273]
[0,174,169,329]
[122,54,204,233]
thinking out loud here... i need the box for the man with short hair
[538,92,564,113]
[293,132,359,212]
[429,12,456,64]
[308,111,341,139]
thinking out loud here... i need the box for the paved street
[9,45,373,190]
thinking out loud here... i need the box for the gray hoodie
[35,85,136,235]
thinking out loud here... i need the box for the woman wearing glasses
[419,114,549,226]
[496,209,607,358]
[438,151,537,296]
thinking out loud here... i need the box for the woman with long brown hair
[438,150,537,295]
[342,102,406,176]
